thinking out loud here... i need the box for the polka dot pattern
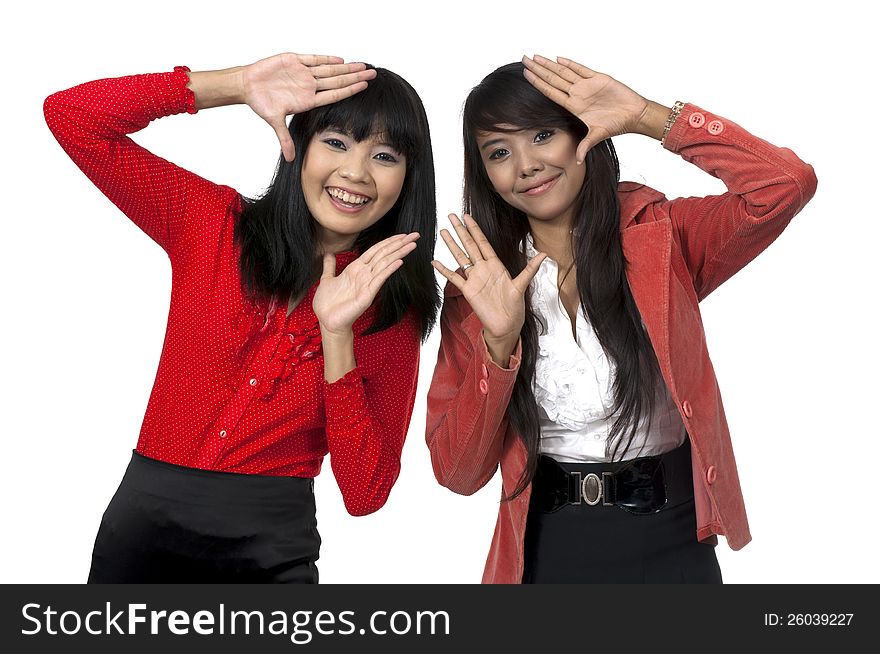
[44,67,421,516]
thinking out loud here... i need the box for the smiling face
[476,126,586,225]
[300,129,407,252]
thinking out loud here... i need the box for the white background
[2,0,877,584]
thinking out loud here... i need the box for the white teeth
[328,188,369,205]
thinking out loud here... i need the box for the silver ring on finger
[462,262,474,271]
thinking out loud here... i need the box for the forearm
[662,102,817,300]
[186,67,246,110]
[321,329,356,383]
[323,332,419,515]
[426,307,521,494]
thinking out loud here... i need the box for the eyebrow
[322,129,401,152]
[480,138,506,152]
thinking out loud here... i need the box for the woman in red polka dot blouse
[44,52,440,583]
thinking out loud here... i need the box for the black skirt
[88,450,320,583]
[522,438,722,584]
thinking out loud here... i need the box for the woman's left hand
[522,55,652,162]
[313,233,420,336]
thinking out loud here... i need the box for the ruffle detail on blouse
[526,231,615,432]
[533,337,612,431]
[232,295,276,348]
[257,318,324,401]
[172,66,197,115]
[229,295,279,388]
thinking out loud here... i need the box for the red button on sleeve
[688,112,706,128]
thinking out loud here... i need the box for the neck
[317,227,358,254]
[528,210,575,269]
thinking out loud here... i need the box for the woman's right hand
[432,214,547,352]
[241,53,377,162]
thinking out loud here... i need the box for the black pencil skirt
[87,450,321,583]
[522,438,723,584]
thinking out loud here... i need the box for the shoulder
[617,181,668,230]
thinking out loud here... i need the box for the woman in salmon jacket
[426,56,816,583]
[45,52,439,583]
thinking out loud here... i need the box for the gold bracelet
[660,100,685,146]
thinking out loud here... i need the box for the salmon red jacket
[425,103,818,584]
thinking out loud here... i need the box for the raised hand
[432,213,547,344]
[242,53,378,162]
[522,54,651,163]
[313,233,420,336]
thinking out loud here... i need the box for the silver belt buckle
[575,472,614,506]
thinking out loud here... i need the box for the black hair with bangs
[462,63,662,499]
[234,66,439,341]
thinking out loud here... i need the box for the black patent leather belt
[530,439,693,515]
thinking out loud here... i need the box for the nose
[517,152,543,178]
[337,151,370,184]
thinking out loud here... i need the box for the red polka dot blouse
[44,67,421,516]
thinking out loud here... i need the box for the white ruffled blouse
[524,232,686,462]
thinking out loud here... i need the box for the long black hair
[234,67,439,341]
[463,62,661,498]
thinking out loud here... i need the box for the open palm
[313,233,419,335]
[432,214,546,341]
[523,55,650,161]
[241,53,377,161]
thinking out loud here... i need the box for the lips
[520,173,561,196]
[325,186,372,213]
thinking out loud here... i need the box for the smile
[326,186,372,213]
[521,174,561,197]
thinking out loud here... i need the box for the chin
[523,203,569,222]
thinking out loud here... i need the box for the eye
[374,152,399,164]
[534,129,554,143]
[324,138,346,150]
[488,148,510,161]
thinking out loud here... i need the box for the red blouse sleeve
[43,66,233,266]
[321,310,422,516]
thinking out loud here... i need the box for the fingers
[521,66,569,108]
[462,213,498,262]
[556,56,597,79]
[438,226,472,270]
[309,62,372,78]
[369,239,418,279]
[576,135,594,165]
[364,237,419,294]
[513,252,548,293]
[321,252,336,279]
[523,55,575,91]
[448,213,488,263]
[315,70,377,91]
[431,260,466,293]
[367,258,406,296]
[359,233,414,266]
[312,81,369,107]
[294,54,346,66]
[368,234,419,270]
[270,117,296,162]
